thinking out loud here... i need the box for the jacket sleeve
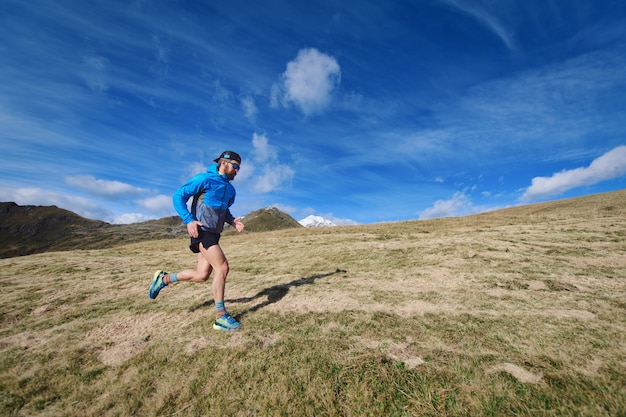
[225,209,235,226]
[225,189,236,225]
[172,175,206,224]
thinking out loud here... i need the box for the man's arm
[172,174,205,224]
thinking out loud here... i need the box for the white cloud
[65,175,149,198]
[273,48,341,116]
[252,132,278,163]
[137,194,173,216]
[113,213,153,224]
[418,191,502,220]
[325,214,359,226]
[245,133,295,193]
[253,165,295,193]
[241,96,258,122]
[520,146,626,202]
[419,192,470,219]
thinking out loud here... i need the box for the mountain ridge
[2,188,625,258]
[0,202,301,258]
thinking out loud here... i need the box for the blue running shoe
[213,312,241,331]
[149,270,167,299]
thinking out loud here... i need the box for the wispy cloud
[520,146,626,202]
[396,47,626,170]
[272,48,341,116]
[241,96,258,123]
[323,214,359,226]
[245,133,295,194]
[80,54,110,93]
[65,175,149,199]
[418,191,501,220]
[418,192,471,219]
[439,0,516,51]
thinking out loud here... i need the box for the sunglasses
[227,161,240,170]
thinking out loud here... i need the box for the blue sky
[1,0,625,225]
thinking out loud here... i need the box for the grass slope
[1,190,625,416]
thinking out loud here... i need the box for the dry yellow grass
[1,190,625,416]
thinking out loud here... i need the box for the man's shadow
[188,268,346,319]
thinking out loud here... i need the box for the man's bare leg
[198,243,241,331]
[199,243,229,317]
[150,243,240,329]
[162,244,229,316]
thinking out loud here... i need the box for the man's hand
[233,217,245,233]
[187,221,203,238]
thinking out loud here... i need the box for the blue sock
[215,301,225,312]
[170,273,179,283]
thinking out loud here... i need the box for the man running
[149,151,245,331]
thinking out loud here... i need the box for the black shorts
[189,230,221,253]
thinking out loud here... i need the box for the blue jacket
[173,163,236,233]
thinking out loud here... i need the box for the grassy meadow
[1,190,625,416]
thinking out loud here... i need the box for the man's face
[224,159,240,180]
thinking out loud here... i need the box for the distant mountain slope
[472,189,626,222]
[232,206,303,233]
[0,203,302,258]
[0,202,187,258]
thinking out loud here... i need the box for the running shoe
[213,312,241,331]
[149,270,167,299]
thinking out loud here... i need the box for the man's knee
[215,260,229,277]
[195,271,211,282]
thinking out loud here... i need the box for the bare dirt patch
[487,363,543,384]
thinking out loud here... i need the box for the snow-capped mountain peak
[298,215,336,228]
